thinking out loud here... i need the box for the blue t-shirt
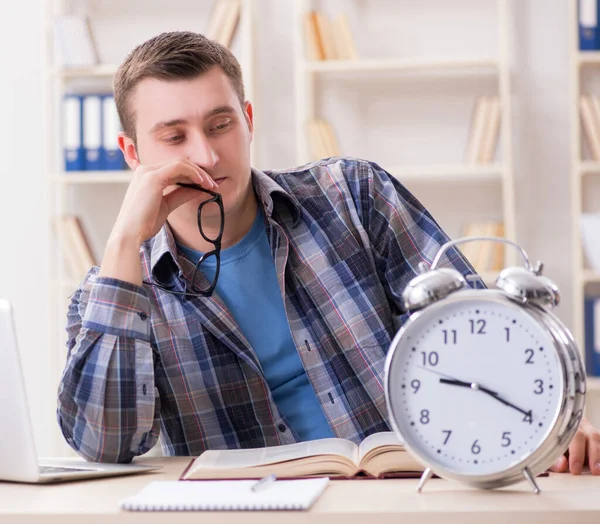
[177,208,334,441]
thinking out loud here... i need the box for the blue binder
[584,296,600,376]
[579,0,600,51]
[102,94,126,170]
[63,94,84,171]
[83,94,103,170]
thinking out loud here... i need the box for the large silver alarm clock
[384,237,586,493]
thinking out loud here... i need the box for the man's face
[121,66,254,221]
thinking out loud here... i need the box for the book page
[358,431,404,464]
[194,438,358,470]
[357,432,424,477]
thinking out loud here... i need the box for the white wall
[0,2,51,453]
[0,0,579,456]
[510,0,573,324]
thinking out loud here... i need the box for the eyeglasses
[144,183,224,298]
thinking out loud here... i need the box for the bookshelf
[569,0,600,404]
[43,0,257,456]
[301,57,500,74]
[293,0,516,282]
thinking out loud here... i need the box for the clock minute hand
[479,388,532,418]
[439,378,531,418]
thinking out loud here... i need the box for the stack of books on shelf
[306,119,340,160]
[206,0,241,48]
[52,15,99,68]
[63,94,126,172]
[464,95,502,165]
[52,216,96,281]
[303,11,358,61]
[459,221,505,274]
[579,94,600,160]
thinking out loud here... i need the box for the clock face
[386,293,565,477]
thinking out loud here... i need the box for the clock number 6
[471,440,481,455]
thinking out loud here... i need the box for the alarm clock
[384,237,586,493]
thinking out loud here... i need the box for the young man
[57,31,599,475]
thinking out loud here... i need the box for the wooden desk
[0,457,599,523]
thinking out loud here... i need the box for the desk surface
[1,457,599,524]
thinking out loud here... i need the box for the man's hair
[113,31,245,145]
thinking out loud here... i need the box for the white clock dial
[387,293,565,477]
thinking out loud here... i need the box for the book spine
[63,95,84,171]
[580,0,600,51]
[465,96,490,165]
[580,95,600,160]
[314,11,337,60]
[584,296,600,376]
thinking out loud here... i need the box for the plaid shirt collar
[148,167,301,287]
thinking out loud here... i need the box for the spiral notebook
[120,478,330,511]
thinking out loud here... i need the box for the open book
[181,431,424,480]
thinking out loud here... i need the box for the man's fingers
[583,420,600,475]
[568,429,587,475]
[153,160,217,190]
[164,186,207,214]
[550,454,569,473]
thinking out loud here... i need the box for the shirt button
[278,424,287,433]
[139,311,148,321]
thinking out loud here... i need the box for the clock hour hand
[439,377,531,419]
[437,377,498,396]
[416,365,496,390]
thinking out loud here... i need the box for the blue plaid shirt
[57,157,477,463]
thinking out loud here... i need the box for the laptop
[0,299,161,483]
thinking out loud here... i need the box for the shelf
[580,161,600,174]
[587,376,600,391]
[578,52,600,66]
[302,57,499,75]
[583,270,600,284]
[388,163,504,182]
[50,171,132,184]
[50,64,118,78]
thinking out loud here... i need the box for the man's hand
[111,158,217,246]
[99,158,217,285]
[550,417,600,475]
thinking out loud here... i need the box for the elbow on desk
[56,379,160,464]
[56,404,158,464]
[56,414,136,464]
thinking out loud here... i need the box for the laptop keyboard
[39,465,96,474]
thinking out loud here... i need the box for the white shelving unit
[293,0,516,276]
[569,0,600,403]
[43,0,257,456]
[301,57,500,74]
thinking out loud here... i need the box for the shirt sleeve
[56,268,161,463]
[349,159,482,319]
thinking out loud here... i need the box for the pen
[251,473,277,492]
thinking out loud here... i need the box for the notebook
[120,477,330,511]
